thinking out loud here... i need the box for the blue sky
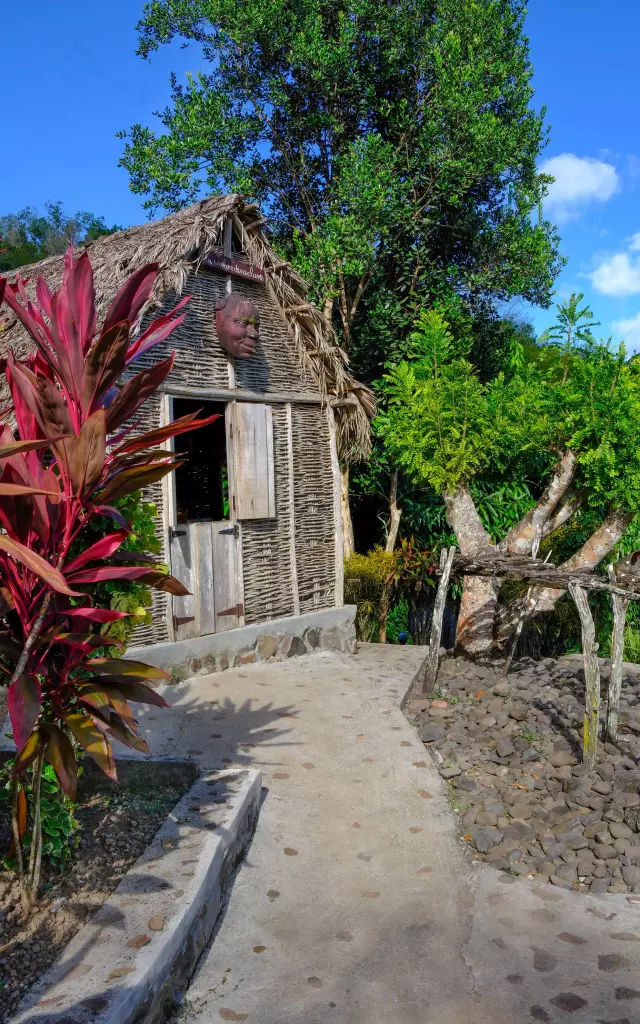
[3,1,640,349]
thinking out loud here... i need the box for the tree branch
[498,450,577,554]
[495,509,634,646]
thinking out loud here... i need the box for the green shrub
[345,548,395,642]
[386,600,413,644]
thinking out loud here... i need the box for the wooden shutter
[230,402,276,519]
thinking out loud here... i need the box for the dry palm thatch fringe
[0,195,373,462]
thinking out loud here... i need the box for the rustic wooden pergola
[423,548,640,769]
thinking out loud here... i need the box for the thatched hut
[0,195,372,670]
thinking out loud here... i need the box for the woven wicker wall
[241,405,296,624]
[292,405,336,612]
[128,266,337,648]
[127,394,172,648]
[130,268,317,395]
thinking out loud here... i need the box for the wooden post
[606,564,628,744]
[420,546,456,695]
[568,582,601,770]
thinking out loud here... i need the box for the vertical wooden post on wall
[223,217,235,390]
[285,403,300,616]
[225,401,246,627]
[327,407,344,607]
[160,393,177,642]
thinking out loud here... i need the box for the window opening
[173,398,229,523]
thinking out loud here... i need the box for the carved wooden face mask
[215,292,260,359]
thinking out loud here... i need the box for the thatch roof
[0,194,373,460]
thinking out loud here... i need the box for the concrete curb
[125,605,357,676]
[14,767,262,1024]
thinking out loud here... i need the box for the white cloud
[541,153,620,221]
[612,312,640,353]
[591,252,640,296]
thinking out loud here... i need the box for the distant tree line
[0,201,121,272]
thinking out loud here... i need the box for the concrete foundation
[126,605,357,678]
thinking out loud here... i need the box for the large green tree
[377,298,640,656]
[0,202,121,272]
[121,0,562,380]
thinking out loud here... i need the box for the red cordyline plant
[0,249,216,907]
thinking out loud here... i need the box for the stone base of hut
[124,605,357,678]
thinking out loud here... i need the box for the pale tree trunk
[443,485,499,658]
[340,464,355,559]
[495,510,633,647]
[385,470,402,553]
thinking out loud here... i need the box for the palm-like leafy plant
[0,250,216,906]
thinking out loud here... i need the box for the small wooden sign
[203,251,265,283]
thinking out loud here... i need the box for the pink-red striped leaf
[7,674,41,752]
[63,530,128,575]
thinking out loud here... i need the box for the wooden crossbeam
[441,553,640,602]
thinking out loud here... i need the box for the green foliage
[1,762,81,871]
[344,547,395,641]
[121,0,563,383]
[0,202,121,272]
[377,300,640,529]
[69,492,161,650]
[385,599,413,644]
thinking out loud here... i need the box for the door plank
[213,523,241,632]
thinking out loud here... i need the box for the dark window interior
[173,398,229,523]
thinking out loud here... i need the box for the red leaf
[0,482,59,498]
[82,658,169,681]
[101,264,158,336]
[44,725,77,799]
[64,531,128,575]
[124,297,189,365]
[8,674,41,752]
[81,321,130,411]
[138,570,190,596]
[105,681,170,708]
[114,411,221,456]
[0,437,67,459]
[105,355,175,434]
[98,459,180,504]
[8,788,27,858]
[66,565,160,585]
[68,410,106,495]
[63,712,117,781]
[65,607,130,623]
[65,250,97,356]
[0,534,79,595]
[99,713,150,754]
[12,728,46,775]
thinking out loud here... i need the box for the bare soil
[0,780,189,1021]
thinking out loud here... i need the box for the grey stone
[439,765,462,779]
[474,827,502,853]
[279,633,307,659]
[592,778,613,796]
[549,750,577,767]
[496,738,515,757]
[303,627,321,651]
[257,634,281,660]
[493,681,510,697]
[622,866,640,887]
[418,724,445,743]
[508,702,528,722]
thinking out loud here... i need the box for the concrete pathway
[133,645,640,1024]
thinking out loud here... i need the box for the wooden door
[167,397,243,642]
[170,521,243,640]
